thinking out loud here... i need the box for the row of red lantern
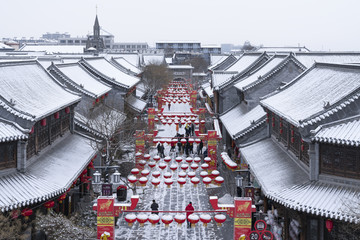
[153,138,202,145]
[157,113,197,118]
[220,152,238,171]
[124,213,226,228]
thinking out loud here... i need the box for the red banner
[135,130,145,170]
[148,108,155,133]
[207,130,218,172]
[234,197,252,240]
[97,197,115,240]
[190,90,197,108]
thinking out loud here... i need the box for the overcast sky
[2,0,360,51]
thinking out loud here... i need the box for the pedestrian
[185,202,195,228]
[160,143,165,158]
[157,142,161,155]
[151,200,159,215]
[168,102,171,110]
[203,148,208,158]
[190,122,195,136]
[197,140,203,155]
[189,142,193,154]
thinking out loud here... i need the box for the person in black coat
[151,200,159,215]
[197,140,203,155]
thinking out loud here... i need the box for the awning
[0,134,96,212]
[240,138,360,223]
[125,95,147,113]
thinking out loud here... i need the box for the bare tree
[183,56,208,72]
[0,212,26,239]
[142,62,172,97]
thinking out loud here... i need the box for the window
[75,40,80,44]
[0,142,17,170]
[60,40,66,43]
[51,113,61,142]
[61,110,70,135]
[68,40,73,44]
[38,117,49,150]
[26,128,36,159]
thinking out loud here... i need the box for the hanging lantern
[200,120,206,124]
[54,112,60,119]
[214,176,224,186]
[141,169,150,177]
[166,138,172,144]
[139,177,148,186]
[188,138,194,144]
[149,214,160,227]
[44,201,55,211]
[204,157,211,163]
[135,152,142,159]
[164,156,171,163]
[200,171,208,178]
[181,164,189,171]
[137,214,148,227]
[214,214,226,226]
[191,177,200,187]
[291,137,295,143]
[151,178,161,188]
[203,177,212,187]
[139,160,146,167]
[194,157,201,163]
[167,119,172,125]
[164,178,173,188]
[128,175,137,185]
[194,120,200,125]
[161,215,173,228]
[40,118,47,126]
[181,138,187,145]
[211,170,220,178]
[280,128,283,134]
[161,120,167,125]
[190,163,198,170]
[152,171,161,178]
[58,193,67,203]
[178,171,187,178]
[65,107,70,114]
[153,155,161,162]
[174,120,179,125]
[160,139,166,144]
[125,214,137,227]
[200,214,212,227]
[326,219,333,232]
[148,162,156,169]
[163,172,172,179]
[170,164,178,171]
[188,214,200,228]
[175,157,183,163]
[154,117,159,122]
[186,157,193,163]
[301,144,305,151]
[159,162,167,170]
[177,178,186,188]
[201,163,209,170]
[144,154,151,160]
[21,208,33,220]
[174,214,186,227]
[131,168,140,175]
[187,172,196,178]
[195,138,201,144]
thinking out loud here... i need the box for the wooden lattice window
[61,111,70,135]
[38,117,50,151]
[280,120,289,145]
[300,140,309,166]
[51,113,61,142]
[271,114,280,138]
[289,129,301,157]
[0,142,17,170]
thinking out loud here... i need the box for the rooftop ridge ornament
[323,101,330,109]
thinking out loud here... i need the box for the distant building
[85,15,105,52]
[42,32,70,40]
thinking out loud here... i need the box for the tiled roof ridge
[111,57,139,76]
[241,53,307,92]
[0,97,36,121]
[233,118,267,140]
[218,52,271,90]
[48,64,97,99]
[74,114,105,138]
[0,117,29,142]
[311,114,360,136]
[209,54,237,71]
[79,58,129,89]
[0,59,38,67]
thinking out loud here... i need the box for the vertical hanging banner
[234,197,252,240]
[190,90,197,108]
[157,90,163,110]
[135,130,145,170]
[148,108,155,133]
[207,130,218,171]
[97,196,115,240]
[198,108,207,133]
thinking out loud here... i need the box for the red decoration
[139,177,148,186]
[190,177,200,186]
[153,155,161,162]
[280,129,283,134]
[137,214,148,227]
[161,215,173,227]
[174,215,186,227]
[214,214,226,226]
[101,95,105,99]
[96,98,99,103]
[200,214,211,227]
[40,118,47,126]
[54,112,59,119]
[125,214,137,227]
[148,215,160,227]
[188,214,200,227]
[29,126,34,134]
[21,208,33,218]
[164,156,171,163]
[175,157,183,163]
[203,177,212,187]
[291,137,294,143]
[131,168,140,175]
[195,139,201,144]
[58,193,67,203]
[148,162,156,168]
[177,178,186,187]
[301,144,305,151]
[326,219,333,232]
[44,201,55,209]
[65,107,70,114]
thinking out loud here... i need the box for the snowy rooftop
[0,119,27,143]
[210,54,228,66]
[53,63,111,98]
[112,57,141,75]
[0,60,80,121]
[256,46,310,53]
[294,52,360,68]
[0,42,14,50]
[201,82,213,98]
[125,95,147,113]
[234,55,287,91]
[108,53,140,67]
[211,71,238,89]
[82,57,140,89]
[312,115,360,146]
[208,54,238,71]
[261,63,360,128]
[0,134,95,212]
[225,53,263,72]
[19,44,84,54]
[220,104,266,139]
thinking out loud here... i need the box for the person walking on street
[185,202,195,228]
[151,200,159,215]
[160,143,165,158]
[168,102,171,110]
[157,142,161,155]
[197,140,203,155]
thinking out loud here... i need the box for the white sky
[2,0,360,51]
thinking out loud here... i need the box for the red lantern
[21,208,33,220]
[214,214,226,226]
[152,171,161,178]
[44,201,55,210]
[301,144,305,151]
[181,138,187,144]
[54,112,59,119]
[190,163,198,170]
[40,118,47,126]
[96,98,99,103]
[200,171,208,178]
[148,162,156,169]
[175,157,183,163]
[180,164,189,171]
[291,137,295,143]
[161,215,173,227]
[144,154,151,160]
[200,120,206,124]
[164,172,172,179]
[128,175,137,184]
[201,163,209,170]
[101,95,105,99]
[187,172,196,178]
[194,120,200,125]
[151,178,161,188]
[141,169,150,177]
[160,139,166,144]
[204,157,211,163]
[139,177,148,186]
[203,177,212,187]
[200,214,211,227]
[214,176,224,186]
[191,177,200,187]
[139,160,146,166]
[177,178,186,187]
[125,213,137,226]
[29,126,34,134]
[178,171,187,178]
[137,214,148,227]
[325,219,333,232]
[131,168,140,175]
[186,157,193,163]
[195,138,201,144]
[159,163,167,170]
[58,193,66,203]
[170,164,178,171]
[153,155,161,162]
[188,138,194,144]
[174,214,186,227]
[164,156,171,163]
[188,214,200,228]
[164,178,173,188]
[65,107,70,114]
[211,170,220,178]
[149,214,160,227]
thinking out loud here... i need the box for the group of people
[156,143,165,158]
[184,123,195,137]
[151,200,195,228]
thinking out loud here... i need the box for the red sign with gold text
[148,108,155,132]
[234,197,252,240]
[97,197,115,240]
[207,130,218,171]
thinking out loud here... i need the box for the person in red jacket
[185,202,194,228]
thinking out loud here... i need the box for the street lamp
[93,171,101,183]
[235,175,243,197]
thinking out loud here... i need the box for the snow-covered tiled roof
[256,46,310,53]
[225,53,263,72]
[81,57,140,89]
[0,134,95,212]
[220,104,266,139]
[0,60,81,121]
[261,63,360,128]
[312,115,360,146]
[143,54,164,66]
[52,63,111,98]
[110,53,140,67]
[0,42,14,50]
[294,52,360,68]
[201,82,213,98]
[112,57,141,75]
[19,44,84,54]
[125,95,147,113]
[0,120,27,143]
[234,55,289,91]
[212,71,238,89]
[208,55,238,71]
[210,54,228,66]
